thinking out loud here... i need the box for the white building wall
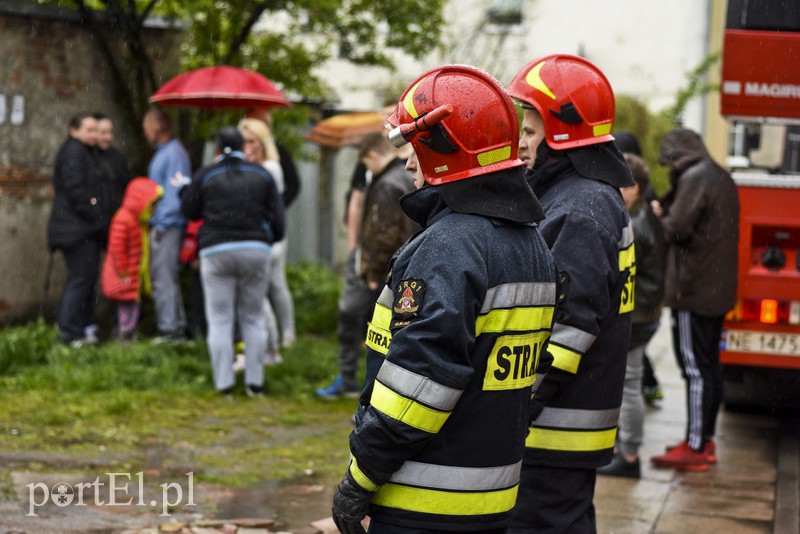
[314,0,713,132]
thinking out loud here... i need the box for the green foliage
[663,52,721,125]
[287,261,342,336]
[0,318,55,374]
[614,95,676,196]
[0,327,342,399]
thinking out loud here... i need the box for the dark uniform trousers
[508,466,597,534]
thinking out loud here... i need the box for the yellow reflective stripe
[483,331,550,391]
[372,483,518,516]
[619,242,636,314]
[619,245,635,271]
[475,306,555,335]
[403,78,426,119]
[372,303,392,329]
[349,458,379,492]
[525,427,617,451]
[593,122,612,137]
[366,322,391,355]
[547,343,581,374]
[477,146,511,167]
[371,381,449,433]
[525,61,556,100]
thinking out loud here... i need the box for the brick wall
[0,2,181,324]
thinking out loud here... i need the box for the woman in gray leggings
[179,127,285,396]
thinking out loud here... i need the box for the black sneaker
[597,452,641,479]
[245,384,265,398]
[152,331,187,345]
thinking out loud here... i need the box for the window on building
[487,0,524,25]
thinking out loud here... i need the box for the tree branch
[221,3,268,65]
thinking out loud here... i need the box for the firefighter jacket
[524,157,634,469]
[346,182,558,531]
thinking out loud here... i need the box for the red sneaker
[651,442,710,471]
[665,440,717,463]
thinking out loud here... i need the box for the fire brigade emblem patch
[391,279,426,327]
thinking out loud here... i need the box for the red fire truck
[718,0,800,407]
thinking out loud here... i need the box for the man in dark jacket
[317,134,418,399]
[507,54,635,533]
[331,65,558,534]
[180,127,284,397]
[598,153,667,479]
[650,128,739,471]
[94,112,132,218]
[47,112,109,346]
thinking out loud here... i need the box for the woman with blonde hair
[238,118,296,365]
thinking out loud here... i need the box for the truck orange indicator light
[760,299,779,324]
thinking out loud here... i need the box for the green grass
[0,261,360,488]
[0,328,359,486]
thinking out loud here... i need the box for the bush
[287,261,341,336]
[0,318,55,374]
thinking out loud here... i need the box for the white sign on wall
[10,95,25,126]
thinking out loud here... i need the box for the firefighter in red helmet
[331,64,559,533]
[505,54,635,534]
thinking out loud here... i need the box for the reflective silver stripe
[389,460,521,491]
[535,406,620,429]
[531,371,547,394]
[619,222,634,249]
[480,282,557,314]
[377,360,462,411]
[377,286,394,308]
[549,323,596,353]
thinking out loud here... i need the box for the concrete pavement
[595,311,782,533]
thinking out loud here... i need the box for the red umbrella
[149,65,291,109]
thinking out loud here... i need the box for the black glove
[332,471,371,534]
[529,393,545,424]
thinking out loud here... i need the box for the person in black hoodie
[649,128,739,472]
[47,112,109,346]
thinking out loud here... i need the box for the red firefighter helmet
[387,64,524,186]
[507,54,616,150]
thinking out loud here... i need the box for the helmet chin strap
[532,141,565,170]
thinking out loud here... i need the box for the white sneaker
[83,324,100,344]
[263,351,283,366]
[232,354,246,373]
[282,330,296,347]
